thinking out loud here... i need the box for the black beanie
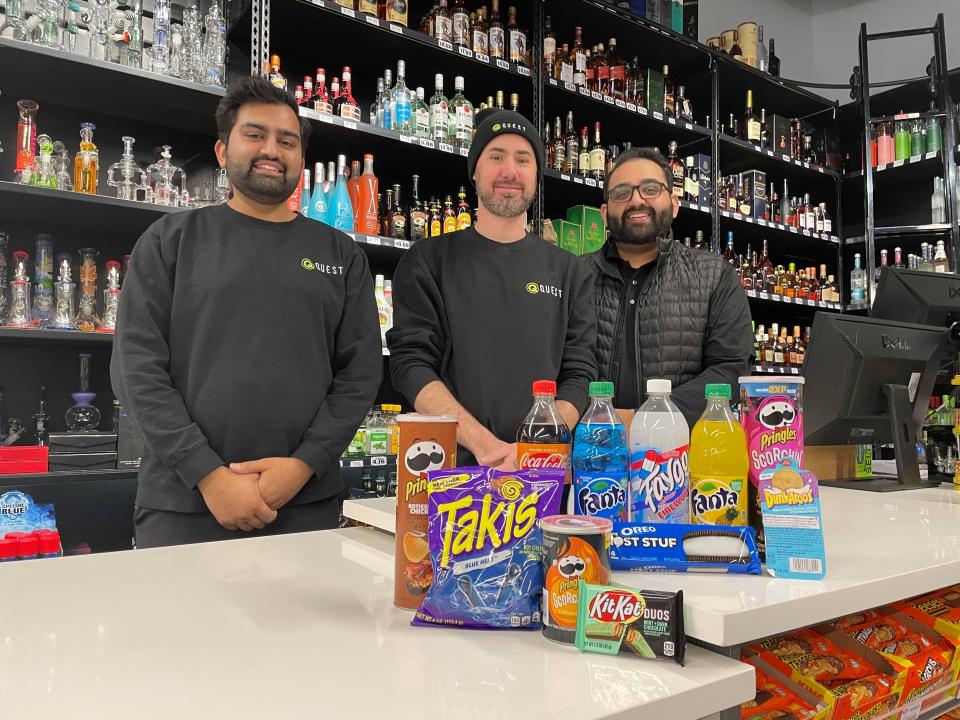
[466,109,544,187]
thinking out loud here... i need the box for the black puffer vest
[584,237,730,403]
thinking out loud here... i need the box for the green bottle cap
[589,381,615,397]
[705,383,731,399]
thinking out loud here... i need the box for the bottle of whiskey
[594,42,609,95]
[452,0,469,46]
[409,174,429,241]
[433,0,452,43]
[676,85,692,121]
[543,15,556,76]
[571,27,587,87]
[743,90,760,143]
[563,111,579,175]
[590,122,606,180]
[509,93,519,112]
[507,6,526,66]
[662,64,675,116]
[456,187,472,229]
[577,127,590,178]
[442,195,457,233]
[495,90,505,110]
[472,7,488,55]
[552,116,565,171]
[488,0,505,59]
[667,141,684,198]
[390,184,407,240]
[768,37,780,77]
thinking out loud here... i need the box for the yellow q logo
[492,123,502,131]
[526,282,539,294]
[301,258,315,271]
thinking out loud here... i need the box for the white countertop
[345,487,960,648]
[0,527,753,720]
[343,496,397,533]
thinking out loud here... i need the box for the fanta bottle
[629,379,691,523]
[689,384,749,526]
[571,382,629,520]
[517,380,571,474]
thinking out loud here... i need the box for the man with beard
[584,147,752,424]
[388,109,597,467]
[111,78,381,547]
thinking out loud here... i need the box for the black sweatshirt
[110,204,382,513]
[387,227,597,462]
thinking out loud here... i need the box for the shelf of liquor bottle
[875,223,953,237]
[294,0,533,80]
[715,55,837,124]
[844,150,942,180]
[542,167,605,191]
[750,364,802,376]
[744,288,843,311]
[718,134,841,179]
[718,208,839,244]
[0,327,115,346]
[338,454,397,469]
[0,38,223,136]
[345,231,411,253]
[0,182,183,236]
[543,77,711,139]
[0,469,138,486]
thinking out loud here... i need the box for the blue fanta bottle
[571,381,629,520]
[331,154,355,232]
[307,161,330,224]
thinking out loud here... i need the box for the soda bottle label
[573,471,628,520]
[517,443,570,470]
[690,475,746,525]
[629,445,690,522]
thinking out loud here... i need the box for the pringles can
[541,515,612,644]
[394,413,458,609]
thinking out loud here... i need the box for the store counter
[0,526,754,720]
[344,486,960,652]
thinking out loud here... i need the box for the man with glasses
[584,147,753,424]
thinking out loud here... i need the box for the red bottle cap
[16,534,39,558]
[0,538,16,560]
[4,531,29,541]
[38,533,61,556]
[532,380,557,395]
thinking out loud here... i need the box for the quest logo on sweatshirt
[301,258,344,276]
[525,281,563,299]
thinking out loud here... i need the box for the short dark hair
[604,146,672,200]
[215,76,311,156]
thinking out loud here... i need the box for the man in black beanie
[388,109,597,468]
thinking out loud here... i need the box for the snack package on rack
[758,459,826,580]
[574,580,685,665]
[0,491,57,535]
[740,653,830,720]
[608,521,761,574]
[411,466,563,630]
[833,609,889,633]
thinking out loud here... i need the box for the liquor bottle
[330,155,354,232]
[551,116,565,171]
[451,76,474,149]
[307,162,328,223]
[662,64,675,116]
[932,177,947,224]
[563,111,579,175]
[544,122,553,167]
[590,122,606,180]
[429,197,442,237]
[357,154,379,235]
[577,127,590,178]
[74,122,98,195]
[385,0,407,25]
[268,54,286,90]
[802,194,815,230]
[773,327,786,366]
[315,68,333,115]
[488,0,504,59]
[392,61,412,134]
[543,15,556,76]
[509,93,519,112]
[456,187,471,230]
[783,263,797,298]
[338,67,360,121]
[762,330,775,367]
[584,47,595,92]
[571,26,587,87]
[451,0,469,45]
[410,87,430,138]
[892,246,905,270]
[850,253,867,303]
[429,74,449,144]
[768,37,780,77]
[729,30,743,61]
[676,85,692,122]
[409,174,429,241]
[628,57,644,107]
[329,76,343,117]
[768,183,778,222]
[934,240,951,272]
[607,39,624,101]
[723,232,735,265]
[667,141,684,198]
[380,189,393,236]
[495,90,505,110]
[507,6,526,66]
[757,25,768,72]
[472,6,488,56]
[593,41,609,95]
[743,90,760,143]
[358,0,377,15]
[390,184,407,239]
[348,159,361,226]
[442,195,457,233]
[694,230,705,250]
[556,43,571,83]
[303,74,314,101]
[433,0,452,43]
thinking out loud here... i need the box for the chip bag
[412,466,563,630]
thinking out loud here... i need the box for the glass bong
[75,248,100,332]
[107,136,146,201]
[100,260,121,332]
[202,0,225,87]
[36,0,64,50]
[65,353,102,432]
[15,99,38,183]
[64,0,80,53]
[51,253,76,330]
[53,140,72,191]
[74,122,99,195]
[84,0,110,61]
[180,5,202,84]
[28,134,58,189]
[4,250,32,328]
[0,0,27,40]
[152,0,171,75]
[125,0,144,68]
[145,145,185,206]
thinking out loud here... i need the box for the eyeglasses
[607,182,670,203]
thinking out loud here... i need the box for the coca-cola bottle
[516,380,571,474]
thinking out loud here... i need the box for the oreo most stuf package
[412,466,563,630]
